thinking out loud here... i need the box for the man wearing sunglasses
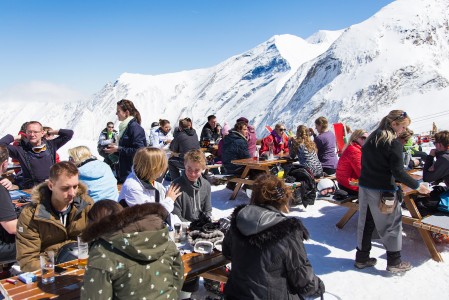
[259,123,290,158]
[0,121,73,189]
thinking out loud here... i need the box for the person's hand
[429,149,436,156]
[0,178,13,190]
[104,143,118,153]
[417,182,431,194]
[166,184,181,200]
[308,128,315,136]
[14,134,23,142]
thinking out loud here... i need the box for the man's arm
[51,129,74,149]
[1,219,17,234]
[423,151,449,183]
[0,134,20,159]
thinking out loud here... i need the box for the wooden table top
[0,251,228,300]
[231,157,287,166]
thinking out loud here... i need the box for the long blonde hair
[290,125,317,154]
[369,110,410,147]
[133,147,168,182]
[342,129,367,152]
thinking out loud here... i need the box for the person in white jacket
[118,147,180,215]
[149,119,173,149]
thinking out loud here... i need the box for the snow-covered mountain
[2,0,448,140]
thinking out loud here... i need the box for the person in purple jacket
[309,116,338,175]
[0,121,73,189]
[236,117,257,156]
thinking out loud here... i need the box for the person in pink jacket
[336,130,368,195]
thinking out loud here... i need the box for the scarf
[118,116,134,141]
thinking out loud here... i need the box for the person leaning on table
[355,110,430,273]
[16,161,93,272]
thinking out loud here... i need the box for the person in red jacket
[259,123,289,158]
[336,130,368,195]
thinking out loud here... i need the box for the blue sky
[0,0,394,101]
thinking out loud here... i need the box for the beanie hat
[317,178,336,192]
[151,122,159,128]
[236,117,249,124]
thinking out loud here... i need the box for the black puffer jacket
[169,128,199,158]
[222,205,324,300]
[117,118,147,183]
[222,130,250,174]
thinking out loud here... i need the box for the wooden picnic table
[228,157,287,200]
[0,251,228,299]
[318,170,446,262]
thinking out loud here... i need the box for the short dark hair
[159,119,170,127]
[107,122,114,127]
[435,130,449,148]
[49,161,79,181]
[0,146,8,164]
[234,121,247,132]
[208,115,216,121]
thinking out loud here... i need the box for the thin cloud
[0,81,86,103]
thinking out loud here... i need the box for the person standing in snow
[104,99,147,183]
[355,110,430,273]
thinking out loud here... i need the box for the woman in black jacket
[356,110,430,273]
[222,174,324,300]
[104,99,147,183]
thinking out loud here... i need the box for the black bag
[288,166,317,207]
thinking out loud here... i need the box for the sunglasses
[360,136,367,140]
[279,128,286,132]
[393,111,408,122]
[319,187,336,196]
[107,126,114,129]
[32,144,47,153]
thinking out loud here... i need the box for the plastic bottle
[277,163,284,179]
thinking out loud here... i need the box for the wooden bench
[412,214,449,236]
[317,195,359,229]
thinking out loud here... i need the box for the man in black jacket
[423,130,449,186]
[168,118,200,181]
[200,115,217,144]
[0,121,73,189]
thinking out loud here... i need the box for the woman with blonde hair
[355,110,430,273]
[336,129,368,195]
[118,147,181,213]
[222,174,324,299]
[289,125,323,178]
[68,146,118,202]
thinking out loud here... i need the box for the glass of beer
[77,236,89,269]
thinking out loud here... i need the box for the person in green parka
[80,200,184,300]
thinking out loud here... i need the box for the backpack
[288,166,317,207]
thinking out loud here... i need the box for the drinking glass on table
[77,236,89,269]
[40,251,55,284]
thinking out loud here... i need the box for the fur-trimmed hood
[31,181,89,204]
[230,204,309,249]
[81,203,171,262]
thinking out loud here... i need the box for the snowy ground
[192,184,449,300]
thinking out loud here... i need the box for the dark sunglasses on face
[279,128,286,132]
[108,126,114,129]
[360,136,367,140]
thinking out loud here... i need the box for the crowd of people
[1,102,448,299]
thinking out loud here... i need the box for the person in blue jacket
[104,99,147,183]
[68,146,118,202]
